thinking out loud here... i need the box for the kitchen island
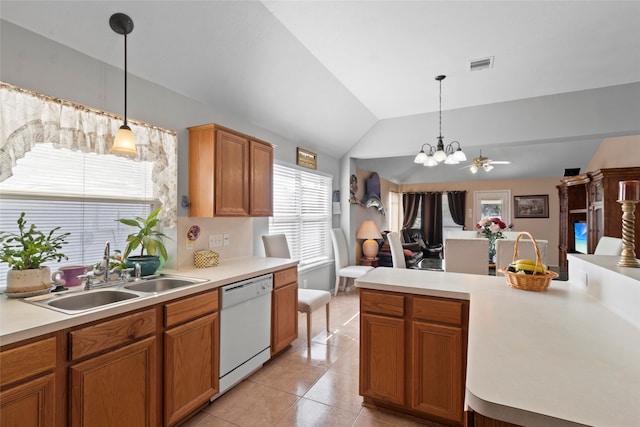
[355,260,640,427]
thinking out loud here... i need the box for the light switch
[223,234,230,246]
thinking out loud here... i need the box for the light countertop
[0,256,297,346]
[355,267,640,427]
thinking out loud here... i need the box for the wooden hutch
[557,167,640,267]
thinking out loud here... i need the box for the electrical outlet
[303,279,307,289]
[223,234,230,246]
[186,237,194,250]
[209,234,223,248]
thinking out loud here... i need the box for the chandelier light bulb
[470,165,479,174]
[453,148,467,162]
[424,156,438,167]
[444,154,459,165]
[414,150,428,164]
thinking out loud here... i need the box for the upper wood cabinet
[188,123,273,217]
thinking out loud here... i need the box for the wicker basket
[497,231,558,292]
[194,250,219,268]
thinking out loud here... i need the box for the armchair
[378,231,424,268]
[402,228,443,259]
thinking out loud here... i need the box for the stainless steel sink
[124,276,205,293]
[26,289,140,314]
[24,275,207,314]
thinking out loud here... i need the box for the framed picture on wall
[514,195,549,218]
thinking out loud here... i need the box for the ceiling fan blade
[490,160,511,164]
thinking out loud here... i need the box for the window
[0,143,155,289]
[474,190,511,225]
[269,163,332,269]
[387,191,401,232]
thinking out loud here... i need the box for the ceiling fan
[465,151,511,173]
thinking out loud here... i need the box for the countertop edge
[0,257,297,346]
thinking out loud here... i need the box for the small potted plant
[116,207,169,276]
[0,212,70,294]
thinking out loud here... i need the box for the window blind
[269,164,331,267]
[0,143,155,289]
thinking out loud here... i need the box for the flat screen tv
[574,222,587,254]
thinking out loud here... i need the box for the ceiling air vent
[469,56,494,71]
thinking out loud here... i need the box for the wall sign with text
[297,147,317,169]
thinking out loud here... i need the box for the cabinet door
[411,321,463,424]
[0,373,55,427]
[360,313,405,405]
[215,130,249,216]
[271,281,298,355]
[69,337,157,427]
[188,125,215,217]
[165,313,218,426]
[249,140,273,216]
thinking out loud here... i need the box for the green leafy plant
[116,207,169,261]
[0,212,70,270]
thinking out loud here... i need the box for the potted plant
[117,207,169,276]
[0,212,70,294]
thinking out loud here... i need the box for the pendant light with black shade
[109,13,137,156]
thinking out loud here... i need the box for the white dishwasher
[216,273,273,396]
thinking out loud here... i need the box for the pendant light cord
[438,77,442,139]
[123,32,128,126]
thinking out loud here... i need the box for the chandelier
[414,75,466,166]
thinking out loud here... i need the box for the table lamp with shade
[357,220,382,259]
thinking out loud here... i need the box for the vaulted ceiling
[2,1,639,183]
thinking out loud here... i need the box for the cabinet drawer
[274,267,297,289]
[361,290,405,317]
[0,337,56,387]
[165,291,218,328]
[70,309,156,361]
[413,297,464,326]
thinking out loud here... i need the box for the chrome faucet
[101,241,111,283]
[85,241,123,289]
[134,262,142,280]
[92,241,111,283]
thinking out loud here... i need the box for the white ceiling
[1,1,639,182]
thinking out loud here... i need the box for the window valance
[0,82,177,227]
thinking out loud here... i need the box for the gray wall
[1,21,341,290]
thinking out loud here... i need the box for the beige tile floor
[181,287,437,427]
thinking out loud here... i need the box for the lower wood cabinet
[0,336,57,427]
[69,336,157,427]
[1,270,287,426]
[360,313,405,405]
[360,289,469,426]
[271,267,298,355]
[0,373,55,427]
[164,291,219,426]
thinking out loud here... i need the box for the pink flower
[489,223,501,233]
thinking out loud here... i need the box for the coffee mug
[51,265,88,287]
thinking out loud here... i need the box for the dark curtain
[421,192,443,245]
[402,193,422,230]
[447,191,467,229]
